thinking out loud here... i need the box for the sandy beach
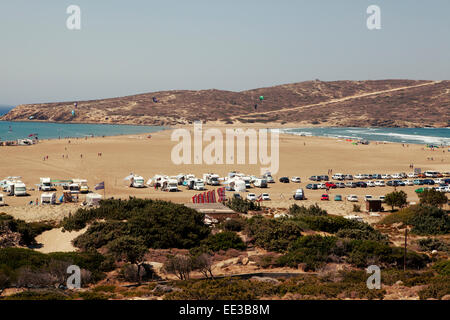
[0,126,448,224]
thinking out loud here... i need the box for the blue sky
[1,0,449,105]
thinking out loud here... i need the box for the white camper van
[130,175,145,188]
[253,178,268,188]
[163,179,179,192]
[39,178,53,191]
[193,179,206,191]
[41,192,56,205]
[203,174,220,186]
[14,182,27,197]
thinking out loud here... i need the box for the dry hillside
[2,80,449,127]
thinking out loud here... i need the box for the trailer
[41,192,56,205]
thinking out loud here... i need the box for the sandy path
[231,81,442,119]
[35,227,87,253]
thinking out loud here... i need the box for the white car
[375,180,386,187]
[291,177,301,183]
[403,180,414,186]
[247,193,257,201]
[367,181,376,187]
[407,172,418,178]
[434,178,444,184]
[345,174,354,180]
[317,183,327,189]
[261,193,270,200]
[381,174,391,179]
[435,187,446,193]
[354,174,365,179]
[347,195,358,202]
[391,173,401,179]
[364,195,373,201]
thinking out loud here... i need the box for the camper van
[39,178,53,192]
[253,178,268,188]
[193,179,206,191]
[13,182,27,197]
[41,192,56,205]
[130,175,145,188]
[203,174,220,186]
[162,179,179,192]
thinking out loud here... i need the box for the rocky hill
[2,80,449,127]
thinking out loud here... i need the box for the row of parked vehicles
[307,171,450,182]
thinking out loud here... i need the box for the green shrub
[417,238,449,253]
[0,213,53,246]
[245,216,302,252]
[289,204,327,216]
[68,198,210,251]
[418,277,450,300]
[378,207,416,225]
[225,198,261,214]
[432,260,450,276]
[222,218,245,232]
[408,205,450,235]
[200,232,246,252]
[418,189,448,207]
[1,290,69,300]
[385,191,408,211]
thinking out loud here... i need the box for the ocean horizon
[279,127,450,146]
[0,121,166,141]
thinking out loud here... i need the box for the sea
[0,120,165,140]
[279,127,450,146]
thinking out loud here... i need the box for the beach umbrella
[259,96,264,102]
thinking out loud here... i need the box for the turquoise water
[280,127,450,146]
[0,121,165,140]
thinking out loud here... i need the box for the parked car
[332,174,345,180]
[356,181,367,188]
[293,189,305,200]
[423,179,435,185]
[317,183,327,189]
[372,174,382,179]
[309,176,321,181]
[325,182,337,189]
[321,194,329,201]
[403,180,414,186]
[387,180,398,187]
[334,194,342,201]
[344,174,354,180]
[291,177,301,183]
[413,179,424,185]
[366,181,376,187]
[364,195,373,201]
[306,184,318,190]
[279,177,290,183]
[375,180,385,187]
[345,182,357,188]
[379,195,386,202]
[335,182,346,188]
[261,193,270,201]
[355,174,365,179]
[247,193,257,201]
[233,193,242,200]
[319,175,329,181]
[381,174,391,179]
[347,195,358,202]
[407,172,418,178]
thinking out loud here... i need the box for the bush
[245,216,302,252]
[225,198,261,214]
[378,207,416,225]
[68,198,210,251]
[417,238,449,253]
[418,189,448,207]
[289,204,327,216]
[418,277,450,300]
[0,213,53,246]
[353,204,361,213]
[408,205,450,235]
[200,232,246,252]
[2,290,69,300]
[222,218,245,232]
[277,236,338,271]
[432,260,450,276]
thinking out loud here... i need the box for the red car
[325,182,337,189]
[321,194,329,200]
